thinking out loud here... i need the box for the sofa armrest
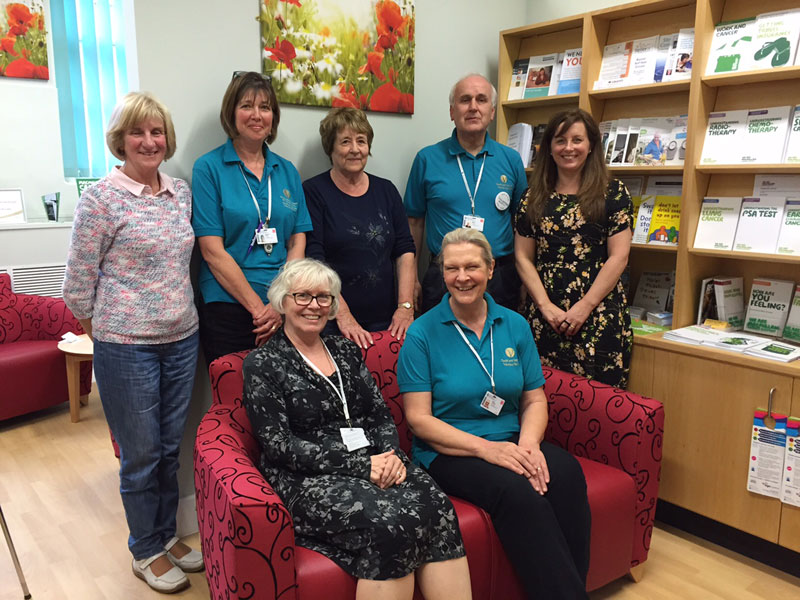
[0,293,83,344]
[195,403,298,600]
[542,367,664,566]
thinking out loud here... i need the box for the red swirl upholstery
[0,274,91,421]
[194,331,664,599]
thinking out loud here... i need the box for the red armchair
[194,332,664,599]
[0,273,91,421]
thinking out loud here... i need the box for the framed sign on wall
[0,188,25,224]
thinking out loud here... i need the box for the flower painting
[260,0,414,114]
[0,1,48,80]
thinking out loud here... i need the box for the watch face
[399,302,412,309]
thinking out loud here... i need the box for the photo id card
[480,391,505,416]
[256,227,278,245]
[462,214,485,231]
[341,427,370,452]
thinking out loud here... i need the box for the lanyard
[296,342,351,426]
[456,153,486,216]
[452,322,495,393]
[238,164,272,226]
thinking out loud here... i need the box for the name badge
[480,391,505,416]
[341,427,370,452]
[256,227,278,245]
[495,191,511,211]
[462,214,485,231]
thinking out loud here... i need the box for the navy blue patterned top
[303,171,415,331]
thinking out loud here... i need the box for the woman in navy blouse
[303,108,415,349]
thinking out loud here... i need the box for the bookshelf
[500,0,800,556]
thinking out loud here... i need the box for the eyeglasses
[232,70,272,83]
[291,292,334,307]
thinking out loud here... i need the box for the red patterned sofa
[195,331,664,599]
[0,273,91,421]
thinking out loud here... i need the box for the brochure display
[496,0,800,556]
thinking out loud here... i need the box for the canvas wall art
[0,1,48,80]
[260,0,414,114]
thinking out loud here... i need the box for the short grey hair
[267,258,341,317]
[439,228,494,268]
[448,73,498,108]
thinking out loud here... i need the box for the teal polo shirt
[397,293,545,468]
[192,139,312,304]
[403,129,527,257]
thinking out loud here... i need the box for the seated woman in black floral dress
[243,258,471,600]
[514,108,633,388]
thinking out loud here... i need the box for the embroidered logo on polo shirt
[282,189,298,212]
[500,174,508,184]
[501,347,519,367]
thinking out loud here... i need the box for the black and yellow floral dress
[514,179,633,388]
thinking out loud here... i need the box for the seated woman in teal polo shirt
[398,228,591,600]
[192,71,312,364]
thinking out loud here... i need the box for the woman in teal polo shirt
[398,228,591,600]
[192,71,311,364]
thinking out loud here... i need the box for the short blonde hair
[267,258,341,317]
[106,92,176,161]
[439,228,494,268]
[319,108,374,162]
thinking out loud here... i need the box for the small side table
[57,334,94,423]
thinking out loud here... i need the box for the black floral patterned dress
[243,330,465,580]
[514,179,633,388]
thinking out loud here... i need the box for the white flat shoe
[132,551,189,594]
[164,536,204,572]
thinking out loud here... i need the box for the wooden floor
[2,392,799,599]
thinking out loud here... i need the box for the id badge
[462,214,485,231]
[480,391,505,416]
[256,227,278,245]
[341,427,370,452]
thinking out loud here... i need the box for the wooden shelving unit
[500,0,800,555]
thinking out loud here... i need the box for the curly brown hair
[525,108,608,225]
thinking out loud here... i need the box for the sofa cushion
[0,340,68,420]
[578,457,635,590]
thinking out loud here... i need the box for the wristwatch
[398,302,412,310]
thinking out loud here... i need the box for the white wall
[131,0,530,511]
[134,0,528,189]
[527,0,630,22]
[0,0,75,225]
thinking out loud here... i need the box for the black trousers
[420,253,522,314]
[427,441,590,600]
[199,301,258,367]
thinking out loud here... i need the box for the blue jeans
[93,332,199,560]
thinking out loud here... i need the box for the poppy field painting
[0,1,48,80]
[260,0,415,114]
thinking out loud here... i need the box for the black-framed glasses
[232,70,272,83]
[291,292,334,307]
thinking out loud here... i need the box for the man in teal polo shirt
[404,74,528,313]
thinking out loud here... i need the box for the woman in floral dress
[243,258,471,600]
[514,109,633,388]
